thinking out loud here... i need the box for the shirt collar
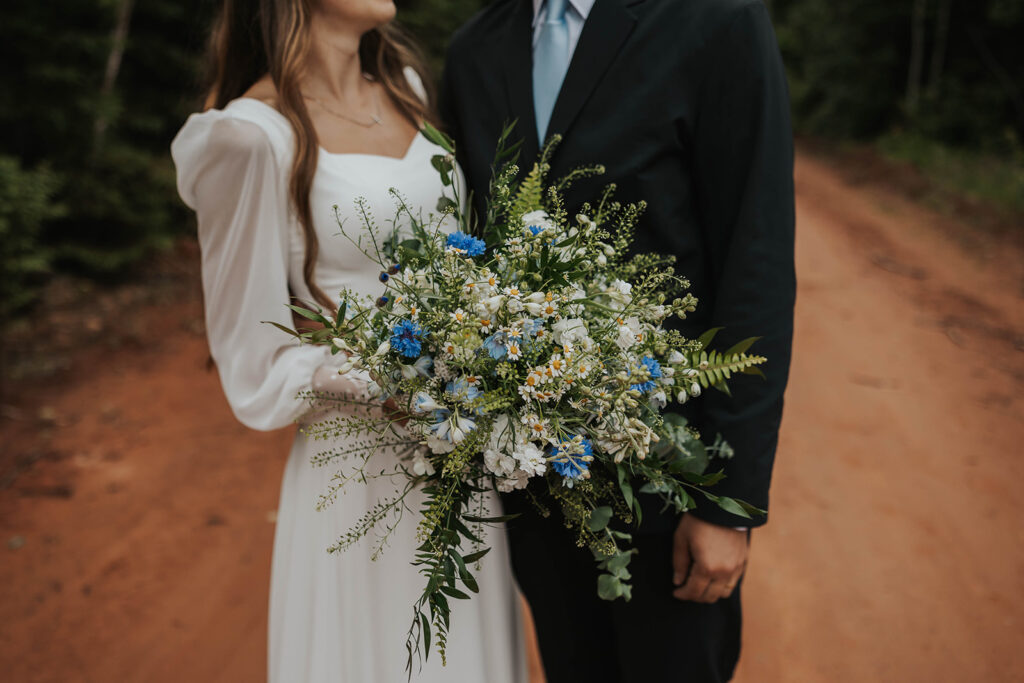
[532,0,596,26]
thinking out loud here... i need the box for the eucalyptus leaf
[588,506,614,532]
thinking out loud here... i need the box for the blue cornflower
[549,435,594,480]
[630,355,663,394]
[528,224,544,236]
[390,320,426,358]
[446,231,486,257]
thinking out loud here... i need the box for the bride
[171,1,526,680]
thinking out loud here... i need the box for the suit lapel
[547,0,638,143]
[501,0,540,165]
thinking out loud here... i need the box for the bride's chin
[320,0,397,32]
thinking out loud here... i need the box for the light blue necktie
[533,0,570,143]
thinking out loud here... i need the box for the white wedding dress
[171,69,526,683]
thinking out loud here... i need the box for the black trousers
[503,491,744,683]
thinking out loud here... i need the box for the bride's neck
[303,18,367,101]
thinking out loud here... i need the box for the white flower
[615,324,636,350]
[574,359,592,379]
[690,382,702,397]
[518,369,546,400]
[495,469,529,492]
[426,434,456,454]
[478,295,504,315]
[507,298,524,314]
[513,442,547,477]
[520,413,550,441]
[480,269,500,294]
[450,413,476,444]
[546,354,567,377]
[484,448,517,477]
[450,308,468,324]
[522,210,556,235]
[596,253,607,266]
[522,209,552,226]
[411,453,435,476]
[576,213,597,231]
[487,414,517,454]
[506,339,523,360]
[371,340,391,359]
[649,390,668,410]
[551,317,588,345]
[610,279,632,297]
[668,349,688,365]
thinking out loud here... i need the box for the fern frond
[687,350,767,392]
[510,161,547,218]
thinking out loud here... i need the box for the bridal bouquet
[277,124,766,672]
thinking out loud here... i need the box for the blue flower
[550,435,594,480]
[446,231,487,257]
[482,332,508,360]
[528,224,544,236]
[390,320,426,358]
[446,377,484,414]
[629,355,663,394]
[446,377,482,403]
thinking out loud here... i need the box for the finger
[672,530,692,587]
[701,579,732,604]
[673,567,711,602]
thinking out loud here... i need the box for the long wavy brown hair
[203,0,435,311]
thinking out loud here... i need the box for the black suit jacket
[440,0,796,528]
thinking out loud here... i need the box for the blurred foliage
[1,0,1020,318]
[773,0,1024,152]
[0,157,65,319]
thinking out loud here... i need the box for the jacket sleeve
[688,1,797,527]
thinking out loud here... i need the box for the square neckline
[230,97,424,162]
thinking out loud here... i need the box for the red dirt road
[2,150,1023,682]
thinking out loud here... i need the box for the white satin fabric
[171,69,526,683]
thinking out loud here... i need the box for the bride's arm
[173,115,344,431]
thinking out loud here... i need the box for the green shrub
[0,156,65,317]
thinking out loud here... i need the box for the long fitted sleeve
[172,114,334,431]
[688,1,797,527]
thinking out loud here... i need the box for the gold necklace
[303,75,384,128]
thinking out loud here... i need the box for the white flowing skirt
[268,427,527,683]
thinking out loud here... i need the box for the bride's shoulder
[173,86,288,168]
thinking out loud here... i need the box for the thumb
[672,520,692,586]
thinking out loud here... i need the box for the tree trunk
[906,0,928,116]
[927,0,952,99]
[93,0,136,156]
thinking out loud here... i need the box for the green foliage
[0,156,64,318]
[773,0,1024,154]
[876,130,1024,215]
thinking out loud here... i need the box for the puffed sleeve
[172,113,339,431]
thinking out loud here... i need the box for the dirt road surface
[2,150,1022,682]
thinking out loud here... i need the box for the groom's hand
[671,514,749,603]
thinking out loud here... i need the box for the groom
[440,0,795,680]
